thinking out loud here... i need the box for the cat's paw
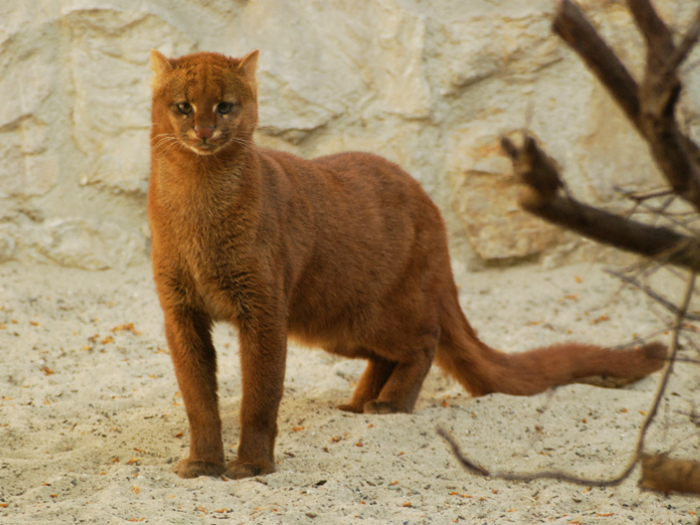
[336,402,364,413]
[174,458,226,479]
[363,400,403,414]
[224,459,275,480]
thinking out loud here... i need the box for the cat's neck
[154,133,256,180]
[151,137,262,223]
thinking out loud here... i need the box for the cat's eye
[216,102,236,115]
[176,102,193,115]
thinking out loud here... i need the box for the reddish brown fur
[147,49,666,480]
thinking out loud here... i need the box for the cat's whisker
[154,140,174,152]
[159,143,178,155]
[153,135,176,148]
[156,133,263,156]
[230,137,262,153]
[162,141,184,155]
[154,136,186,155]
[152,133,176,148]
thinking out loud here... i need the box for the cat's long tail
[435,295,666,397]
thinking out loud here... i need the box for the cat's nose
[194,126,215,139]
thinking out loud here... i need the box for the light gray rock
[0,226,16,263]
[0,0,696,269]
[63,8,195,194]
[15,218,144,271]
[447,127,562,260]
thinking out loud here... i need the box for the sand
[1,260,698,524]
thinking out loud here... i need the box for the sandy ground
[1,260,699,524]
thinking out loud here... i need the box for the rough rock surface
[1,0,699,269]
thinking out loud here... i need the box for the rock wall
[1,0,698,271]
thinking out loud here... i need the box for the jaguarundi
[147,49,665,479]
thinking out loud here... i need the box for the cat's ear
[150,49,173,90]
[237,50,259,97]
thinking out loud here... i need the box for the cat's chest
[182,232,258,322]
[152,178,264,320]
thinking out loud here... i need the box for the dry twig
[442,0,700,497]
[438,273,696,490]
[501,134,700,272]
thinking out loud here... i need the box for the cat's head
[149,50,259,156]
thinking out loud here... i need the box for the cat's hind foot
[363,400,405,414]
[336,402,364,413]
[224,458,276,480]
[174,458,226,479]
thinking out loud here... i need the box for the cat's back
[311,151,422,190]
[262,149,440,218]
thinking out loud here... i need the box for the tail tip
[638,341,668,371]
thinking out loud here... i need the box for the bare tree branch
[436,426,630,487]
[627,0,675,63]
[501,134,700,272]
[604,268,700,321]
[672,8,700,71]
[614,187,700,237]
[438,273,696,492]
[552,0,640,128]
[620,187,675,202]
[633,272,695,456]
[553,0,700,212]
[446,4,700,495]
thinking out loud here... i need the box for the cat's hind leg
[330,320,439,414]
[363,341,437,414]
[360,323,440,414]
[337,356,397,413]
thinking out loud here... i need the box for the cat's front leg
[164,306,226,478]
[225,318,286,479]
